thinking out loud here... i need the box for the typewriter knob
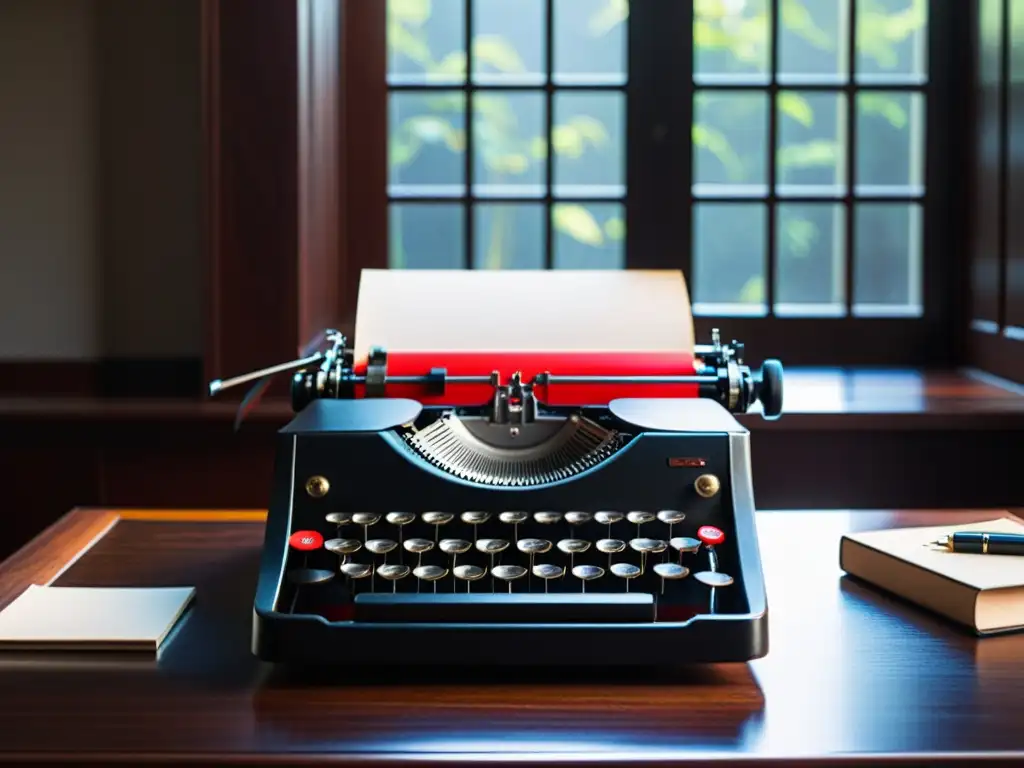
[758,359,784,420]
[305,475,330,498]
[694,473,721,499]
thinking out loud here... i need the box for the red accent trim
[288,530,324,551]
[353,349,699,406]
[697,525,725,547]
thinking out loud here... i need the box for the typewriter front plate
[253,398,768,665]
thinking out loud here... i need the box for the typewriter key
[669,536,702,558]
[403,537,435,567]
[517,537,552,585]
[565,511,592,526]
[499,511,528,542]
[492,564,527,592]
[462,511,491,540]
[325,538,362,566]
[378,564,412,593]
[630,538,667,573]
[386,512,415,550]
[694,571,733,588]
[627,511,655,537]
[440,538,472,555]
[453,564,486,592]
[534,511,562,525]
[340,562,373,596]
[653,562,689,595]
[422,511,454,541]
[610,562,641,592]
[596,538,626,569]
[325,512,352,531]
[557,538,591,572]
[594,511,624,536]
[572,564,605,592]
[657,510,686,538]
[532,563,564,593]
[476,539,510,587]
[365,539,398,561]
[413,565,449,593]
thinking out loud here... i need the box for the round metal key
[610,562,642,591]
[365,539,398,555]
[413,565,449,592]
[377,564,411,592]
[288,568,334,585]
[325,538,361,555]
[564,511,592,526]
[532,563,564,592]
[557,538,591,554]
[386,511,416,526]
[492,565,527,591]
[596,538,626,554]
[517,538,552,554]
[572,563,605,592]
[627,511,655,526]
[657,510,686,525]
[499,511,528,524]
[351,513,381,526]
[340,563,372,579]
[403,538,435,554]
[453,564,486,591]
[461,511,491,525]
[594,511,623,525]
[630,538,668,554]
[533,511,562,525]
[654,562,689,579]
[439,538,472,555]
[694,571,734,588]
[422,511,454,525]
[476,538,509,554]
[325,512,352,526]
[670,536,702,554]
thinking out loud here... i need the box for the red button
[289,530,324,551]
[697,525,725,546]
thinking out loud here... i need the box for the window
[387,0,627,270]
[381,1,954,363]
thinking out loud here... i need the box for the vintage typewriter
[210,272,783,666]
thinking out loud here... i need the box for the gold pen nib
[925,535,952,551]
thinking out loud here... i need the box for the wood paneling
[202,0,344,388]
[967,0,1024,382]
[3,509,1024,763]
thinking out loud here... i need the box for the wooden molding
[201,0,344,388]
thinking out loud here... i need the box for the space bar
[353,592,654,623]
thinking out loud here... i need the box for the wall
[0,0,202,361]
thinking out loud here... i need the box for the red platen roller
[352,350,699,407]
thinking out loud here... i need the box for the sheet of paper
[353,269,694,365]
[0,585,195,650]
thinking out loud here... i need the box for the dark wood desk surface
[2,508,1024,766]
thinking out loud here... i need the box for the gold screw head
[694,473,720,499]
[305,475,330,498]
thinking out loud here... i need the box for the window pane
[776,90,847,197]
[473,91,546,198]
[775,203,846,316]
[474,204,545,268]
[552,92,625,198]
[777,0,849,84]
[389,92,466,198]
[389,204,465,268]
[856,91,925,195]
[472,0,545,85]
[553,0,627,85]
[387,0,466,85]
[692,203,767,315]
[694,0,770,84]
[853,203,922,315]
[855,0,928,84]
[693,91,768,197]
[552,203,624,268]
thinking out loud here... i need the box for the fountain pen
[930,531,1024,555]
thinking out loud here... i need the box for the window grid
[386,1,628,271]
[689,0,929,319]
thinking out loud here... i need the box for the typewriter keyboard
[284,510,739,622]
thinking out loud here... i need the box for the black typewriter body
[210,327,782,666]
[252,397,769,666]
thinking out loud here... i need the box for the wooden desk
[2,508,1024,766]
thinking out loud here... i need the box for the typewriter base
[252,605,768,666]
